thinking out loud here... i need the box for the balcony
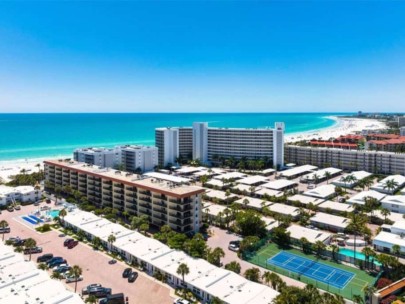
[114,183,124,189]
[103,180,112,185]
[139,196,151,203]
[153,194,167,200]
[114,189,125,194]
[153,207,167,214]
[139,190,151,196]
[169,198,181,204]
[126,204,137,211]
[153,213,167,221]
[103,186,112,190]
[139,203,152,210]
[168,204,192,212]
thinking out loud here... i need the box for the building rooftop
[202,203,228,217]
[374,231,405,248]
[347,190,386,205]
[232,184,255,193]
[288,194,325,206]
[261,216,280,231]
[280,165,318,178]
[234,197,272,209]
[318,200,354,213]
[332,171,373,188]
[204,190,238,201]
[300,167,342,182]
[304,184,336,199]
[371,175,405,194]
[381,195,405,207]
[214,172,247,181]
[310,212,349,229]
[261,179,297,191]
[268,203,300,217]
[287,225,332,244]
[236,175,269,186]
[254,188,283,198]
[45,159,204,198]
[143,172,191,184]
[205,179,225,188]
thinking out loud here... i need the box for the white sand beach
[0,116,387,183]
[285,116,387,143]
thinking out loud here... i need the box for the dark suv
[122,268,132,278]
[88,287,112,298]
[24,246,43,254]
[37,253,53,263]
[64,238,75,247]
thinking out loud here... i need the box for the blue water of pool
[47,210,60,218]
[22,216,38,225]
[339,248,381,266]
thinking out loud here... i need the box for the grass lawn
[245,242,377,300]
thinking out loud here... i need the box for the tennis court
[267,251,354,289]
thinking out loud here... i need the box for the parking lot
[1,203,174,304]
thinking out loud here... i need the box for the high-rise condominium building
[398,116,405,127]
[44,159,204,233]
[401,127,405,136]
[74,145,158,173]
[155,122,285,168]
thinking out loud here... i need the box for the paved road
[2,203,174,304]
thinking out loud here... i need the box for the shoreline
[0,116,387,183]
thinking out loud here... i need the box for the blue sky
[0,1,405,113]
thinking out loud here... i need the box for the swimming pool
[46,210,60,218]
[339,248,381,266]
[22,216,38,225]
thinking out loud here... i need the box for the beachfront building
[0,242,84,304]
[119,145,158,173]
[370,175,405,194]
[44,159,204,233]
[155,127,193,167]
[346,190,386,206]
[0,185,41,206]
[285,146,405,175]
[287,225,332,245]
[309,212,349,233]
[74,147,118,168]
[401,127,405,136]
[156,122,285,169]
[398,116,405,127]
[332,170,373,188]
[63,209,279,304]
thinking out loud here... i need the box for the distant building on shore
[73,145,158,173]
[155,122,285,169]
[398,116,405,127]
[401,127,405,136]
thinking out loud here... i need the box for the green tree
[346,212,368,262]
[38,263,49,270]
[24,238,37,261]
[85,295,98,304]
[239,236,259,253]
[139,222,149,235]
[0,220,9,241]
[51,271,64,280]
[176,263,190,285]
[235,210,266,237]
[207,247,225,267]
[131,215,148,231]
[92,236,101,250]
[67,265,82,293]
[271,226,291,248]
[383,179,399,194]
[380,207,391,223]
[330,244,340,261]
[107,234,116,252]
[244,267,261,282]
[184,233,207,258]
[313,240,326,258]
[224,261,241,274]
[352,294,364,304]
[392,244,401,260]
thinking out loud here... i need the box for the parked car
[8,237,25,246]
[37,253,53,263]
[7,206,14,212]
[34,201,40,206]
[98,293,125,304]
[127,271,138,283]
[66,275,83,283]
[64,238,75,247]
[88,287,112,298]
[24,246,43,255]
[46,256,63,265]
[122,268,132,278]
[173,298,191,304]
[228,240,240,252]
[14,205,21,210]
[48,259,67,268]
[82,284,102,295]
[67,240,79,249]
[54,265,71,273]
[0,226,10,234]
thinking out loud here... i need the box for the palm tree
[380,207,391,222]
[85,295,98,304]
[300,237,310,254]
[347,211,367,262]
[207,247,225,267]
[362,247,375,270]
[330,244,339,261]
[35,163,41,173]
[24,238,37,261]
[224,261,241,274]
[313,240,326,258]
[242,198,249,209]
[107,234,116,252]
[176,263,189,286]
[324,171,332,184]
[363,284,377,303]
[392,244,401,260]
[383,179,399,194]
[92,236,101,250]
[51,271,64,280]
[0,220,9,241]
[67,265,82,292]
[38,263,49,270]
[59,208,67,224]
[352,294,365,304]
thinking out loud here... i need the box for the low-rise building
[268,203,300,219]
[261,179,298,192]
[310,212,349,233]
[373,231,405,254]
[318,200,354,215]
[254,188,283,198]
[287,225,332,245]
[300,167,342,184]
[0,185,41,206]
[63,209,279,304]
[332,171,373,188]
[371,175,405,194]
[236,175,269,186]
[204,190,238,203]
[380,196,405,214]
[303,184,336,200]
[214,172,247,181]
[261,216,280,231]
[287,194,325,207]
[234,197,272,210]
[279,165,318,179]
[346,190,386,206]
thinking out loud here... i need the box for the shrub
[380,295,396,304]
[377,278,393,289]
[36,224,51,233]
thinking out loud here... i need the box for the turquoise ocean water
[0,113,349,161]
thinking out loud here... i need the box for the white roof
[235,197,272,209]
[261,179,297,191]
[287,225,332,244]
[301,167,342,181]
[373,231,405,250]
[232,184,255,193]
[202,203,228,217]
[0,185,37,196]
[255,188,283,198]
[304,184,336,199]
[205,190,238,201]
[310,212,349,229]
[268,203,299,217]
[175,166,205,174]
[347,190,386,205]
[390,221,405,235]
[214,172,247,180]
[371,175,405,193]
[288,194,325,206]
[280,165,318,178]
[261,168,276,174]
[318,200,354,213]
[261,217,280,231]
[332,171,373,187]
[381,195,405,207]
[206,179,225,188]
[236,175,269,185]
[370,210,404,222]
[143,172,191,183]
